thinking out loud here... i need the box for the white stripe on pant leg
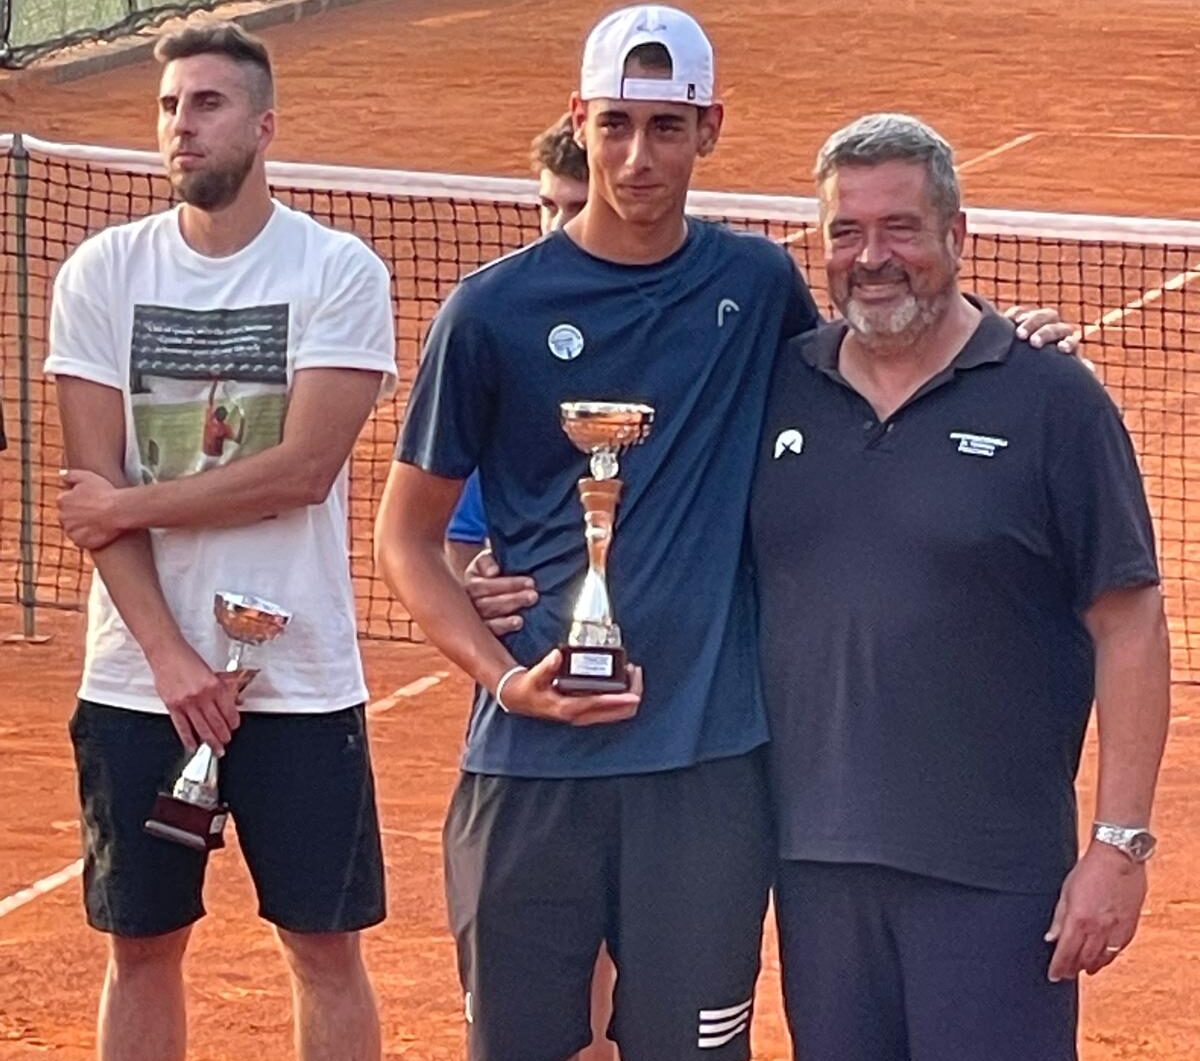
[698,997,753,1022]
[700,1012,752,1035]
[697,997,752,1049]
[698,1019,750,1049]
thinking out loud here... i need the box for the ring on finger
[1104,944,1122,954]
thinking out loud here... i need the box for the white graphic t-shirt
[45,201,397,714]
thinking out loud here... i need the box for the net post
[7,133,49,644]
[0,1,11,68]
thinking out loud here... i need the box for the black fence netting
[1,0,227,67]
[3,135,1200,681]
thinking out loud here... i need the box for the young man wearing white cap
[378,7,1077,1059]
[376,6,813,1058]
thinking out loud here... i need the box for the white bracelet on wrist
[494,665,527,714]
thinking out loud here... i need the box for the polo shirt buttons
[862,420,874,430]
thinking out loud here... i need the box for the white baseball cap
[580,5,715,107]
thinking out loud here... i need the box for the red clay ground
[1,606,1198,1060]
[2,0,1199,218]
[1,0,1199,1057]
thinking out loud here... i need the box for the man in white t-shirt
[46,23,395,1061]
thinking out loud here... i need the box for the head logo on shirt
[773,428,804,459]
[548,323,585,361]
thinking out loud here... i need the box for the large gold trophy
[555,401,655,694]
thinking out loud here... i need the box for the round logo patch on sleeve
[548,323,585,361]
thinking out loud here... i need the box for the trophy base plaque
[555,644,629,695]
[144,793,228,851]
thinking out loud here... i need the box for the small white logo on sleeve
[773,428,804,459]
[717,298,740,327]
[698,997,752,1049]
[548,323,585,361]
[950,431,1009,457]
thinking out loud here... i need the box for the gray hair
[814,113,960,224]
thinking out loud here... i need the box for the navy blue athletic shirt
[399,220,819,777]
[752,309,1160,892]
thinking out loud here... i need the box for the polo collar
[801,296,1016,383]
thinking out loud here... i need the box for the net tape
[2,135,1199,676]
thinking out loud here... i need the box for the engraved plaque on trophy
[143,592,291,850]
[555,401,655,694]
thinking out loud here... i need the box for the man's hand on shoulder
[1044,841,1146,982]
[1004,305,1083,357]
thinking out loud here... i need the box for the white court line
[0,672,448,919]
[1070,132,1200,142]
[1082,265,1200,338]
[956,133,1040,173]
[366,671,449,717]
[0,859,83,920]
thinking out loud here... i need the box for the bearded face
[157,53,270,214]
[838,256,954,342]
[169,144,257,210]
[821,160,964,346]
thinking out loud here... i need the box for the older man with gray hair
[750,112,1170,1060]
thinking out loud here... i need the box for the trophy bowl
[214,591,292,645]
[561,401,655,459]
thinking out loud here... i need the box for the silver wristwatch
[1092,822,1157,863]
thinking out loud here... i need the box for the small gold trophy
[143,591,291,850]
[556,401,655,694]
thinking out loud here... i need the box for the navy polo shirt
[751,306,1159,893]
[399,220,820,778]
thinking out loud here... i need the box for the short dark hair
[530,113,588,183]
[624,42,673,75]
[619,42,711,123]
[154,21,274,109]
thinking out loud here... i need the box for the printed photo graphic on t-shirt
[129,304,289,483]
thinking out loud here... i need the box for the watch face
[1128,832,1157,860]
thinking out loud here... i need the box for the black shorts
[775,861,1078,1061]
[70,700,386,937]
[444,748,774,1061]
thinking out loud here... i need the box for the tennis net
[2,134,1199,678]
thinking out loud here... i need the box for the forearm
[115,444,330,532]
[379,534,516,691]
[54,376,189,661]
[1092,609,1171,826]
[445,539,483,579]
[89,531,191,667]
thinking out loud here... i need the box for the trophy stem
[144,741,228,850]
[176,743,220,806]
[226,641,247,672]
[556,476,629,694]
[580,477,621,575]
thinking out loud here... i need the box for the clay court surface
[1,0,1199,1057]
